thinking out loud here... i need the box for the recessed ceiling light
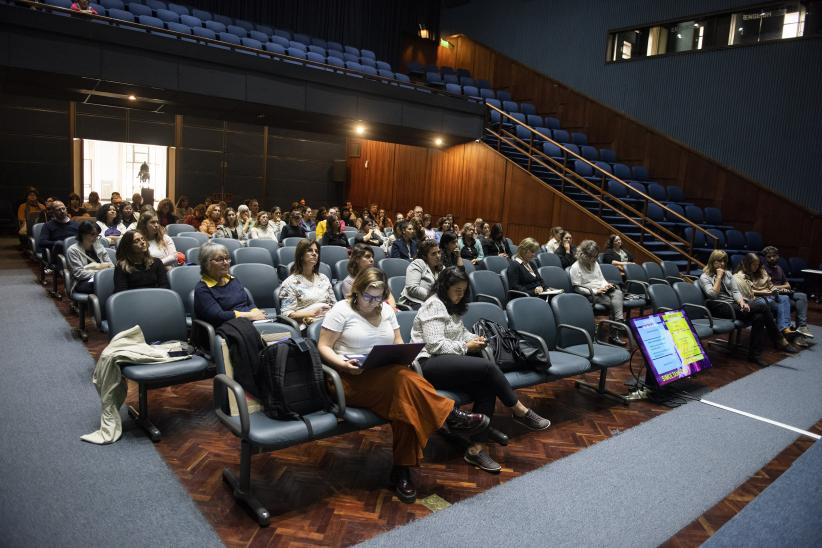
[355,124,366,135]
[434,137,444,146]
[128,95,136,101]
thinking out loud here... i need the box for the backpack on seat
[472,319,549,371]
[258,337,333,437]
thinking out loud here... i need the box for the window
[607,2,816,62]
[82,139,168,203]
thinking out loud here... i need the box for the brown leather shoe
[389,466,416,504]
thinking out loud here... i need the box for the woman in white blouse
[136,212,178,268]
[410,267,551,473]
[248,211,278,241]
[278,239,335,328]
[318,267,488,504]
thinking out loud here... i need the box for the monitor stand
[626,369,711,408]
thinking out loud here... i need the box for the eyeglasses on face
[210,257,230,263]
[360,292,383,304]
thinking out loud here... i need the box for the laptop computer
[345,343,425,371]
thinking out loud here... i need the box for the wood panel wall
[436,35,822,266]
[347,138,655,263]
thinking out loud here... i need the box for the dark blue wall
[442,0,822,213]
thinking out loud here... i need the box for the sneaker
[511,409,551,431]
[793,336,809,348]
[464,449,501,473]
[797,325,814,339]
[446,408,490,435]
[484,426,509,446]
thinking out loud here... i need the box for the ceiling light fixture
[355,124,366,135]
[434,137,444,146]
[128,95,136,101]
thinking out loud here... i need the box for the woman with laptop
[410,267,551,474]
[317,267,489,505]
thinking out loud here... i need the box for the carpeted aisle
[0,262,222,548]
[362,326,822,547]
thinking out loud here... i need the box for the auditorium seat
[203,20,225,33]
[179,13,200,27]
[479,88,495,99]
[571,132,588,145]
[127,2,151,17]
[155,8,179,23]
[599,148,616,163]
[212,13,232,27]
[167,2,188,15]
[190,7,210,21]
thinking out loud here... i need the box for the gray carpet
[0,267,223,548]
[362,325,822,547]
[704,438,822,548]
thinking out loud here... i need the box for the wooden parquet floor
[16,244,821,547]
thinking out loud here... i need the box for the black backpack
[258,337,334,437]
[472,318,549,371]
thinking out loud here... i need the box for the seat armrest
[395,303,412,312]
[625,279,649,298]
[599,319,636,348]
[321,364,346,416]
[476,293,502,308]
[507,289,530,301]
[89,294,102,329]
[192,319,217,361]
[555,323,594,358]
[665,275,683,284]
[706,299,736,321]
[648,277,670,286]
[274,314,300,331]
[514,330,551,361]
[682,303,714,327]
[574,285,594,299]
[213,374,249,438]
[657,306,673,312]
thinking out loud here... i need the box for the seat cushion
[436,389,471,405]
[120,354,210,382]
[226,410,340,448]
[341,406,386,428]
[504,369,552,389]
[711,318,736,334]
[690,320,714,339]
[623,296,647,307]
[547,351,592,377]
[564,343,630,368]
[71,292,91,303]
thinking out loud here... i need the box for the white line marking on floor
[699,399,821,440]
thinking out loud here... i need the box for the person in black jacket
[278,207,307,243]
[390,220,418,260]
[600,234,634,273]
[113,230,169,293]
[439,231,464,269]
[506,237,551,296]
[320,214,350,248]
[37,200,79,266]
[555,230,576,269]
[482,223,512,258]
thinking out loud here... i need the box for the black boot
[446,407,490,435]
[389,465,416,504]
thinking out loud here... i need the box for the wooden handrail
[21,0,474,102]
[484,121,706,269]
[485,103,719,245]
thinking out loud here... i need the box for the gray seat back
[480,255,509,272]
[369,246,385,260]
[212,238,243,257]
[166,223,195,236]
[648,283,681,313]
[537,252,562,268]
[463,302,508,331]
[282,237,303,247]
[247,238,279,266]
[334,259,349,281]
[468,270,506,307]
[171,236,200,255]
[233,246,273,266]
[168,265,201,315]
[538,266,572,292]
[673,282,708,319]
[599,263,623,286]
[178,231,208,245]
[186,248,200,264]
[642,261,666,282]
[379,257,410,279]
[276,247,296,268]
[550,293,595,347]
[396,310,417,343]
[506,297,558,349]
[106,288,186,342]
[387,276,405,303]
[230,263,280,309]
[624,263,650,284]
[93,268,116,323]
[661,261,681,280]
[320,245,349,271]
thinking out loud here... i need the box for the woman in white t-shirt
[137,212,179,269]
[317,267,489,505]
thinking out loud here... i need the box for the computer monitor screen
[628,309,711,387]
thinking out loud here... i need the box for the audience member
[543,226,563,253]
[301,207,316,232]
[601,234,634,272]
[400,239,443,309]
[136,212,178,269]
[480,222,491,240]
[95,203,122,246]
[199,204,222,236]
[184,204,206,231]
[762,246,812,339]
[174,196,190,219]
[66,193,86,218]
[249,211,278,240]
[248,199,260,218]
[355,218,384,246]
[699,250,797,366]
[317,267,487,503]
[555,230,576,269]
[439,231,464,270]
[269,207,286,236]
[482,223,512,258]
[569,240,626,345]
[435,217,453,244]
[213,208,243,240]
[66,221,112,294]
[110,192,123,206]
[278,239,335,328]
[376,208,392,230]
[194,242,266,327]
[37,200,79,263]
[458,223,484,264]
[113,231,169,293]
[279,207,307,242]
[390,220,417,260]
[17,187,46,237]
[82,191,101,217]
[411,267,550,473]
[320,214,350,248]
[131,192,143,211]
[421,214,435,240]
[507,237,552,297]
[70,0,97,14]
[117,202,138,232]
[156,198,177,227]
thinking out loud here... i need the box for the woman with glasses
[569,240,626,345]
[278,239,336,329]
[194,242,266,327]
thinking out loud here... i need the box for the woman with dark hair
[458,223,484,264]
[318,267,487,503]
[439,231,464,269]
[137,212,178,268]
[434,217,453,244]
[699,249,797,365]
[184,203,206,231]
[421,214,435,240]
[400,239,443,309]
[175,196,190,219]
[554,230,576,269]
[390,220,418,260]
[113,230,169,293]
[482,223,512,258]
[67,193,86,218]
[411,267,551,473]
[320,214,350,248]
[601,234,634,272]
[117,201,138,232]
[355,218,383,247]
[269,206,286,237]
[66,220,113,294]
[194,242,266,327]
[278,239,336,328]
[342,243,398,307]
[214,207,244,240]
[375,208,392,231]
[82,191,101,217]
[96,203,122,245]
[156,198,177,227]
